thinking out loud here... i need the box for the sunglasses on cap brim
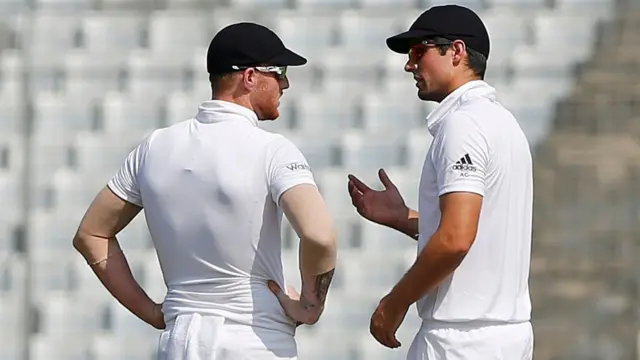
[231,65,288,79]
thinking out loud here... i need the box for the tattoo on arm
[300,268,335,312]
[315,269,334,304]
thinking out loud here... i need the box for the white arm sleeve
[432,113,490,197]
[267,136,317,204]
[107,135,153,207]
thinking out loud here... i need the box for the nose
[279,76,290,90]
[405,59,417,73]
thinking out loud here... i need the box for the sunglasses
[408,38,454,63]
[231,65,288,80]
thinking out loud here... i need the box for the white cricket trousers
[157,313,298,360]
[406,320,534,360]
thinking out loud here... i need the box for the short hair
[209,72,235,97]
[436,41,487,80]
[465,47,487,79]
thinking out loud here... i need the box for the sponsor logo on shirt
[452,153,476,172]
[286,162,311,172]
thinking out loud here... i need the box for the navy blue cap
[207,22,307,74]
[386,5,490,59]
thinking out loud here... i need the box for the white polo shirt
[107,100,316,336]
[416,80,533,324]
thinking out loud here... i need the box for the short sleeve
[107,134,153,207]
[432,114,490,197]
[267,136,317,204]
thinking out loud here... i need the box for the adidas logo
[452,153,477,172]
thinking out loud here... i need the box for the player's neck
[212,94,255,114]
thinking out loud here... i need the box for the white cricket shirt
[107,100,316,336]
[416,80,533,324]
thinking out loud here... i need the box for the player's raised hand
[347,169,408,228]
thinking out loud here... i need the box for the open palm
[347,169,408,228]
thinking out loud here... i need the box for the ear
[242,68,259,90]
[451,40,467,66]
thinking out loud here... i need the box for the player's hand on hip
[370,293,409,349]
[347,168,408,228]
[147,302,166,330]
[268,280,322,327]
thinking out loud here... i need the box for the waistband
[420,319,531,331]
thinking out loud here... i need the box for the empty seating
[147,11,209,56]
[90,334,157,360]
[532,10,599,62]
[101,91,166,135]
[338,11,406,51]
[125,52,189,100]
[295,0,353,10]
[404,128,433,173]
[23,13,82,56]
[79,13,145,53]
[34,294,100,337]
[361,85,424,133]
[285,131,341,170]
[274,12,339,59]
[314,167,355,217]
[231,0,289,8]
[340,131,406,170]
[321,50,384,92]
[292,91,359,133]
[0,292,26,360]
[108,297,161,338]
[30,334,90,360]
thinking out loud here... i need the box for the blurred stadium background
[0,0,638,358]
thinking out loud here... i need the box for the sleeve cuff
[438,184,485,197]
[107,181,143,207]
[273,179,318,205]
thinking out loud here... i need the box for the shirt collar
[426,80,496,136]
[195,100,259,127]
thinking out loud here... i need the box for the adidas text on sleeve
[431,113,490,197]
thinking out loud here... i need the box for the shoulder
[438,110,488,141]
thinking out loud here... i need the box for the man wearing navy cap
[347,5,534,359]
[73,22,337,360]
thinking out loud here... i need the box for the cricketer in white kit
[73,22,337,360]
[347,5,534,360]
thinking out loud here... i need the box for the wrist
[389,207,411,233]
[387,287,412,309]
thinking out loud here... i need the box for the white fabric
[157,314,297,360]
[108,100,316,339]
[417,80,533,323]
[406,320,533,360]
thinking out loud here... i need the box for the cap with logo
[207,22,307,75]
[386,5,490,59]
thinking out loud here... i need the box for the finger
[287,286,300,300]
[378,169,397,190]
[349,185,364,208]
[371,323,394,348]
[347,181,361,199]
[348,174,373,194]
[376,327,400,349]
[268,280,282,295]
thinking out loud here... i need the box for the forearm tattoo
[300,269,335,311]
[315,269,334,303]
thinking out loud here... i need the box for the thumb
[378,169,397,190]
[268,280,282,296]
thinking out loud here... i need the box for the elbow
[72,230,93,258]
[72,231,85,252]
[440,230,473,258]
[301,228,338,253]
